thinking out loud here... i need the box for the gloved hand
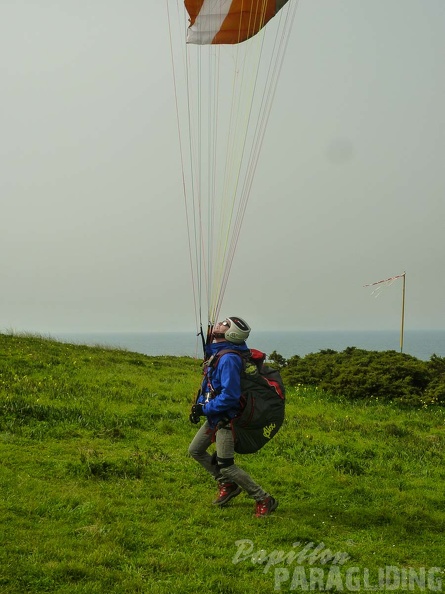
[189,403,205,424]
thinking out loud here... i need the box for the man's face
[212,319,230,337]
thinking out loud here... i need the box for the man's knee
[188,443,204,459]
[216,456,234,469]
[218,458,238,482]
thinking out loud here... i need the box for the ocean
[52,329,445,361]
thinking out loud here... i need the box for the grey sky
[1,1,444,334]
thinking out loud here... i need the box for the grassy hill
[1,332,444,593]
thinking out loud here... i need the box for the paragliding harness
[205,348,285,454]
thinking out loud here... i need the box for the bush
[423,354,445,405]
[280,347,445,406]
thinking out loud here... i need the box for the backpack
[209,348,285,454]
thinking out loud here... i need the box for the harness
[203,349,251,401]
[201,348,286,454]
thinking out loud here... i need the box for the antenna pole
[400,272,406,353]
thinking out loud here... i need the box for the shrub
[280,347,440,406]
[423,354,445,405]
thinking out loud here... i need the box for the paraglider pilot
[188,316,278,517]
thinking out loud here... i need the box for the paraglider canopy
[185,0,292,45]
[167,0,298,353]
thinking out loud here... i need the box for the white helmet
[222,316,251,344]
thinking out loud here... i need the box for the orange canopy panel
[185,0,291,44]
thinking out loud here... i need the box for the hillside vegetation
[271,347,445,407]
[1,332,445,593]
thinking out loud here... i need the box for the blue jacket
[198,341,250,428]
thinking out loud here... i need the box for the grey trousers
[188,421,268,501]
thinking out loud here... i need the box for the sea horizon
[49,329,445,362]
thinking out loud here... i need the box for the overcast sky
[1,1,444,334]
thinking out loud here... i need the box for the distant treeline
[269,348,445,407]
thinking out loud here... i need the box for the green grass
[1,332,445,593]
